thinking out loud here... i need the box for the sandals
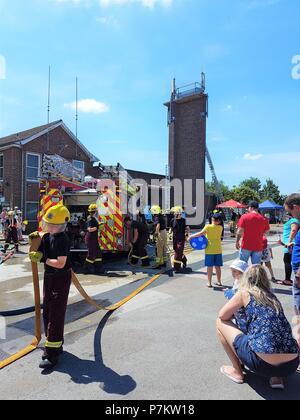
[277,280,293,286]
[220,366,244,384]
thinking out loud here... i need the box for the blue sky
[0,0,299,194]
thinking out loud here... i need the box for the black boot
[42,346,63,361]
[95,262,105,275]
[182,256,187,269]
[39,357,58,370]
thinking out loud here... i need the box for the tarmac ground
[1,227,300,400]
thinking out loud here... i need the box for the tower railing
[176,82,204,99]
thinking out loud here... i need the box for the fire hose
[0,240,163,369]
[0,237,194,370]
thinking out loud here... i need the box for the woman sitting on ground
[216,265,299,390]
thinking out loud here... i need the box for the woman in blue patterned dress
[216,265,299,390]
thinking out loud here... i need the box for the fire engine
[38,155,137,257]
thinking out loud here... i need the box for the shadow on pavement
[246,371,300,400]
[47,312,137,396]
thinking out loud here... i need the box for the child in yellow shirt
[191,214,223,288]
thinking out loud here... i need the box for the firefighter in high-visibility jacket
[84,204,104,275]
[171,206,189,273]
[29,204,71,370]
[151,205,168,269]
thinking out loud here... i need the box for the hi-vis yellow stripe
[45,340,63,349]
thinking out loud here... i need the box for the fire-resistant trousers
[131,232,150,266]
[173,239,187,271]
[43,269,72,360]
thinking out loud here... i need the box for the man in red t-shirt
[236,201,270,264]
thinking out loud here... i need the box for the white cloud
[243,153,263,161]
[64,99,109,114]
[96,15,119,26]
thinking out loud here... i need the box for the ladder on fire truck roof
[205,147,224,204]
[41,154,133,188]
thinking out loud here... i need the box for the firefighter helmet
[43,205,70,225]
[172,206,183,214]
[150,205,162,215]
[88,203,97,213]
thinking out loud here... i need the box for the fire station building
[0,120,99,224]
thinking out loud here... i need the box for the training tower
[164,74,208,212]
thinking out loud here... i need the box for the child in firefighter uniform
[84,203,104,275]
[29,204,71,370]
[171,207,189,273]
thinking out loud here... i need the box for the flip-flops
[220,366,244,384]
[277,280,293,286]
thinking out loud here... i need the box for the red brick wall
[0,147,22,209]
[0,125,99,227]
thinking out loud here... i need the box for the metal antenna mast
[46,65,51,151]
[76,77,78,139]
[47,66,51,124]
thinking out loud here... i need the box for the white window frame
[0,154,3,180]
[26,201,39,222]
[26,152,41,182]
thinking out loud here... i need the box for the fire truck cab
[39,155,136,259]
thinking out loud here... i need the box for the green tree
[239,177,262,195]
[231,186,260,205]
[261,179,282,204]
[205,180,231,200]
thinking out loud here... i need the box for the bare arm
[218,291,244,321]
[287,223,300,247]
[190,228,206,239]
[46,256,67,270]
[88,227,98,233]
[155,224,161,235]
[235,227,244,250]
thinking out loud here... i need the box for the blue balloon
[190,236,209,250]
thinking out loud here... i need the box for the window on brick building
[26,202,39,221]
[73,160,85,172]
[0,154,3,179]
[26,153,40,181]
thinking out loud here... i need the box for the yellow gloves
[29,251,43,263]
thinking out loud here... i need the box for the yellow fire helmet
[88,203,98,213]
[43,204,70,225]
[173,206,183,214]
[150,205,162,215]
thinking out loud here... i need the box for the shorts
[205,254,223,267]
[233,334,299,378]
